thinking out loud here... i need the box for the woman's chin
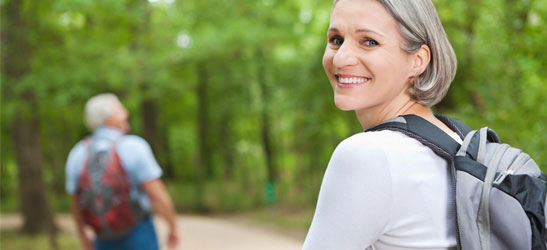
[334,98,358,111]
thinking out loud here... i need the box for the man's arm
[70,196,93,250]
[142,179,180,248]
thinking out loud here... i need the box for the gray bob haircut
[333,0,457,106]
[84,93,119,130]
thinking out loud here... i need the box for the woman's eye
[363,39,379,47]
[329,36,344,46]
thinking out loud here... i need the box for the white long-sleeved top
[303,130,460,250]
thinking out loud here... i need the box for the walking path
[0,214,305,250]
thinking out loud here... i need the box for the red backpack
[76,138,147,239]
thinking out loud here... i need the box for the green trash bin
[264,180,276,205]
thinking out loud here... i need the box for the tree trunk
[256,49,278,184]
[160,128,174,178]
[141,99,174,178]
[11,94,57,236]
[217,66,236,181]
[256,48,277,205]
[219,113,235,180]
[140,99,173,176]
[1,0,58,240]
[195,64,210,211]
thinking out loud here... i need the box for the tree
[1,0,58,243]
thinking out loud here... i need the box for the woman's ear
[412,44,431,76]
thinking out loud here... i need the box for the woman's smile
[336,74,371,88]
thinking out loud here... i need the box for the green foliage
[1,0,545,215]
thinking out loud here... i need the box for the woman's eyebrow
[356,28,384,38]
[328,27,340,33]
[327,27,384,38]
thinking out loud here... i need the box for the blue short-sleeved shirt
[65,126,162,212]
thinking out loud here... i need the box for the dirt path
[0,214,306,250]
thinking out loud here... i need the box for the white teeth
[339,77,369,84]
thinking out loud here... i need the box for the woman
[303,0,461,249]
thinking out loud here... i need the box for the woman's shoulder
[329,130,407,165]
[332,130,431,165]
[337,130,418,152]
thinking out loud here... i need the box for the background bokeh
[1,0,546,242]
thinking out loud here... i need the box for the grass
[248,207,314,231]
[0,230,80,250]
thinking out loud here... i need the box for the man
[65,93,179,250]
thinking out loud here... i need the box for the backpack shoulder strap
[436,114,471,139]
[366,114,462,158]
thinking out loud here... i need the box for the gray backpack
[368,114,547,250]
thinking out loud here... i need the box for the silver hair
[333,0,457,106]
[84,93,119,130]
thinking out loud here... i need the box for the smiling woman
[303,0,461,249]
[323,0,457,130]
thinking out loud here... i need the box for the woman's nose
[333,42,358,68]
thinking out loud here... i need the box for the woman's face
[323,0,417,113]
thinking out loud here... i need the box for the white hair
[84,93,119,130]
[333,0,457,106]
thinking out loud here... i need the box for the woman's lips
[336,74,371,88]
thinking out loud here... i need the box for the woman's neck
[355,95,418,129]
[356,100,455,134]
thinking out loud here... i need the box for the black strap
[366,114,464,157]
[436,114,471,139]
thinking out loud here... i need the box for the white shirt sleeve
[303,133,393,250]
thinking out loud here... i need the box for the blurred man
[65,93,179,250]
